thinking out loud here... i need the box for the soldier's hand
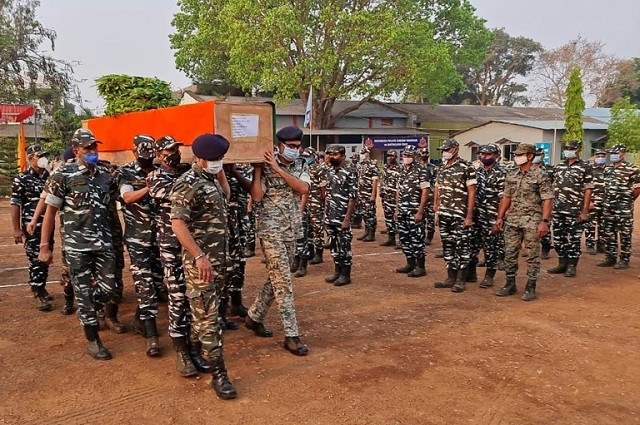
[491,218,504,235]
[578,211,589,223]
[414,211,423,223]
[393,211,398,221]
[588,202,595,211]
[341,218,350,231]
[196,256,213,283]
[537,221,549,238]
[38,246,53,264]
[26,220,37,236]
[463,217,473,228]
[13,229,23,244]
[223,163,236,173]
[264,151,279,170]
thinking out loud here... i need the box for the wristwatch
[542,218,550,223]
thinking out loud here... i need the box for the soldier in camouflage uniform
[350,154,363,229]
[324,145,358,286]
[39,129,116,360]
[171,133,236,399]
[418,147,437,245]
[11,145,53,311]
[306,147,328,264]
[471,144,505,288]
[245,126,311,356]
[240,164,257,258]
[291,149,315,278]
[356,147,379,242]
[532,148,553,259]
[585,149,607,254]
[547,140,593,277]
[380,150,401,247]
[117,135,162,357]
[148,136,199,377]
[492,144,553,301]
[433,139,477,293]
[394,146,430,277]
[596,144,640,269]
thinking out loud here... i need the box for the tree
[608,97,640,152]
[170,0,491,129]
[0,0,73,103]
[564,67,585,142]
[532,37,625,107]
[43,103,93,154]
[445,28,542,106]
[96,75,179,116]
[596,57,640,107]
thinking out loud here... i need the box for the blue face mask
[610,154,621,163]
[594,157,606,165]
[532,155,542,164]
[564,150,577,159]
[83,152,99,166]
[305,157,313,165]
[281,146,300,162]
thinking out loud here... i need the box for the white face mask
[564,150,577,159]
[36,156,48,169]
[205,160,223,174]
[281,146,300,162]
[514,155,528,166]
[359,154,366,161]
[609,153,622,163]
[402,157,413,165]
[442,151,454,161]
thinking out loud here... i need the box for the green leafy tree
[96,75,179,116]
[608,97,640,152]
[170,0,491,129]
[0,0,73,103]
[43,103,93,154]
[564,67,585,142]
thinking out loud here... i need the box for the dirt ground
[0,197,639,425]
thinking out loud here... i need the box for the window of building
[381,118,393,126]
[503,144,519,159]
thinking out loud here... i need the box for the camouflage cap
[359,146,371,154]
[134,134,156,159]
[155,135,183,151]
[302,147,317,158]
[535,148,544,155]
[386,150,398,158]
[418,147,429,156]
[594,149,607,155]
[513,143,536,155]
[437,138,459,151]
[26,145,48,157]
[325,144,345,155]
[607,143,627,154]
[478,143,499,155]
[71,128,101,148]
[402,145,418,156]
[565,140,582,149]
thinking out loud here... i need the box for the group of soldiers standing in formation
[10,122,640,399]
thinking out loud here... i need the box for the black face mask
[163,152,181,168]
[329,157,342,166]
[137,157,154,169]
[421,156,429,161]
[387,158,397,165]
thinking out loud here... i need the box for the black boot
[425,230,434,246]
[61,295,75,315]
[104,303,127,334]
[547,257,568,274]
[408,255,426,277]
[357,227,369,241]
[284,336,310,356]
[32,286,52,312]
[131,306,143,335]
[244,316,273,337]
[352,215,363,229]
[310,247,324,264]
[172,337,197,377]
[83,324,112,360]
[219,299,239,331]
[564,258,577,277]
[209,354,237,400]
[496,276,517,297]
[479,269,496,288]
[334,265,352,286]
[451,268,467,293]
[465,261,478,282]
[291,255,301,273]
[597,256,616,267]
[380,233,396,247]
[294,258,308,278]
[396,257,416,273]
[540,249,550,260]
[229,291,248,318]
[363,226,376,242]
[325,263,341,283]
[244,241,256,258]
[42,287,54,301]
[522,280,537,301]
[434,268,457,288]
[189,340,212,373]
[143,318,161,357]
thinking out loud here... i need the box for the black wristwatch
[542,218,550,223]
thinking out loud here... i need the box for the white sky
[35,0,640,113]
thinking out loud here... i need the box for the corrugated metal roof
[300,127,425,136]
[496,119,609,130]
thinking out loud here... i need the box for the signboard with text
[363,135,429,149]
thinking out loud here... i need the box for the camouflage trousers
[470,220,502,270]
[603,213,634,263]
[66,249,116,326]
[309,202,325,251]
[243,211,256,249]
[360,198,377,228]
[426,198,436,237]
[23,230,52,289]
[295,209,311,258]
[352,198,363,224]
[126,242,159,321]
[248,238,300,337]
[151,243,164,292]
[503,222,541,281]
[184,259,225,358]
[326,224,353,266]
[585,208,605,249]
[439,215,471,270]
[552,215,584,260]
[61,249,73,298]
[381,194,396,235]
[397,213,425,259]
[160,243,191,338]
[110,218,125,303]
[226,220,246,295]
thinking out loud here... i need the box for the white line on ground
[0,280,61,289]
[353,251,401,257]
[0,266,29,272]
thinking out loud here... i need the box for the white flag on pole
[303,86,312,128]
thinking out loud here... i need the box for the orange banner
[17,122,27,171]
[86,102,216,152]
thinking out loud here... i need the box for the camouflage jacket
[117,161,158,246]
[503,166,553,225]
[420,161,437,202]
[396,163,430,215]
[308,162,328,204]
[475,164,506,222]
[380,164,401,200]
[603,162,640,214]
[551,159,593,217]
[254,156,310,242]
[148,164,190,247]
[170,163,228,266]
[325,163,358,225]
[44,162,113,252]
[436,157,477,220]
[591,165,606,208]
[357,159,379,199]
[225,166,251,230]
[10,168,49,230]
